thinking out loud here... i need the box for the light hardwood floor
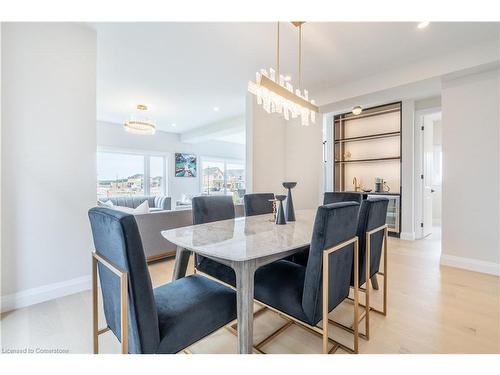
[1,229,499,354]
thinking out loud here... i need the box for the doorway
[416,109,442,239]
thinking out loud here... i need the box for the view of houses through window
[202,158,245,202]
[97,151,167,199]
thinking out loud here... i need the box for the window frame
[97,147,168,197]
[199,155,245,197]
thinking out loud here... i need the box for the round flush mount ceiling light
[124,104,156,135]
[352,106,363,115]
[417,21,430,29]
[213,106,220,112]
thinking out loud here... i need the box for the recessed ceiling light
[213,106,220,112]
[417,21,430,29]
[352,106,363,115]
[171,123,177,127]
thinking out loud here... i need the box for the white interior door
[422,119,434,237]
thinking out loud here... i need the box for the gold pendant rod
[276,22,280,78]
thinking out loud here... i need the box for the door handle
[431,189,435,193]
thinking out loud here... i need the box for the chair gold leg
[322,250,329,354]
[120,272,128,354]
[353,239,359,353]
[365,233,370,340]
[92,255,99,354]
[383,227,388,316]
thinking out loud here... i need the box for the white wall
[247,94,323,209]
[97,121,245,205]
[1,23,97,311]
[440,68,500,275]
[432,120,442,225]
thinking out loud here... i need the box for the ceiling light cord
[276,22,280,78]
[298,23,302,90]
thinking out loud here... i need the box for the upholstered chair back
[301,202,360,325]
[323,192,363,205]
[88,207,160,354]
[243,193,275,216]
[192,195,235,268]
[355,198,389,286]
[192,195,235,225]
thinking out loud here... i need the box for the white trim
[400,232,416,241]
[1,275,91,313]
[440,254,500,276]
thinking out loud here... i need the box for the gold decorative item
[124,104,156,135]
[352,177,361,192]
[269,198,278,222]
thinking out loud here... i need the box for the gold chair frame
[330,224,388,341]
[92,251,129,354]
[92,251,238,354]
[211,236,360,354]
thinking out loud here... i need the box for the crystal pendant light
[124,104,156,135]
[248,22,318,126]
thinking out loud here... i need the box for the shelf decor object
[124,104,156,135]
[282,182,297,221]
[247,22,318,126]
[275,195,287,225]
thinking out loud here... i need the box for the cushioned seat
[88,207,237,354]
[254,260,309,323]
[253,202,360,328]
[154,274,237,354]
[197,257,236,286]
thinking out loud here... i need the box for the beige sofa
[135,204,245,261]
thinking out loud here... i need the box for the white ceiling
[93,22,499,133]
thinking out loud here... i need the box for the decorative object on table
[268,198,278,222]
[352,177,361,192]
[175,153,197,177]
[274,195,287,225]
[282,182,297,221]
[247,22,318,126]
[124,104,156,135]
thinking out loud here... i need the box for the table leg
[172,246,191,280]
[234,260,256,354]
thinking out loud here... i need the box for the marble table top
[161,209,316,262]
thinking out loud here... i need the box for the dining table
[161,208,316,354]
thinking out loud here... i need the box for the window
[201,158,245,202]
[97,151,167,199]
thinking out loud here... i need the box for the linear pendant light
[248,22,318,126]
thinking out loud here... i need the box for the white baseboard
[440,254,500,276]
[400,232,415,241]
[1,275,91,313]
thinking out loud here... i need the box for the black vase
[275,195,287,225]
[283,182,297,221]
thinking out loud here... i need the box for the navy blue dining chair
[251,202,361,354]
[349,197,389,340]
[88,207,237,354]
[243,193,275,216]
[192,196,237,286]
